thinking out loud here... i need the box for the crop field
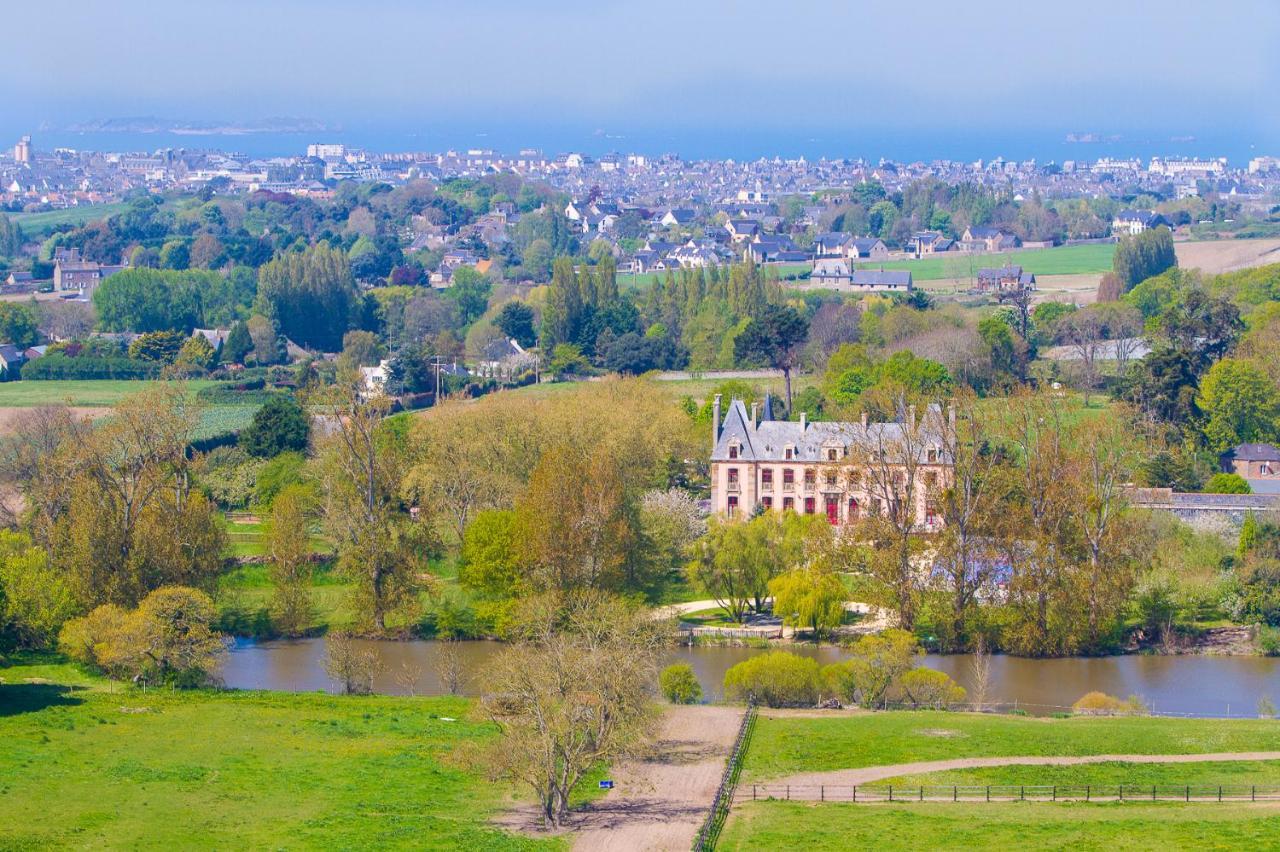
[7,202,131,236]
[0,378,218,407]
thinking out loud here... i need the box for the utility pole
[430,355,446,404]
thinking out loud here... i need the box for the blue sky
[4,0,1279,156]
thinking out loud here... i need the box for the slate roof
[711,399,949,464]
[1227,443,1280,462]
[850,269,912,288]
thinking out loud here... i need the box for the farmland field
[0,378,218,407]
[8,202,130,236]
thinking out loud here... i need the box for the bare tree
[480,591,669,829]
[323,632,386,695]
[1061,309,1105,406]
[436,637,465,695]
[969,637,992,711]
[843,390,942,631]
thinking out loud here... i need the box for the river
[220,638,1280,718]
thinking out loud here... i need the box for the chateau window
[727,468,739,484]
[927,448,938,463]
[783,469,795,490]
[761,469,773,487]
[804,469,816,486]
[827,448,838,461]
[847,471,861,488]
[728,445,739,459]
[824,471,838,486]
[783,497,795,511]
[804,497,815,515]
[924,471,938,488]
[784,446,795,460]
[727,495,738,518]
[762,496,773,509]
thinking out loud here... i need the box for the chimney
[750,402,758,426]
[800,412,807,431]
[861,411,868,428]
[712,394,722,444]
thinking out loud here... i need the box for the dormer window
[728,443,739,460]
[784,445,795,460]
[926,447,938,463]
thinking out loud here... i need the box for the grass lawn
[0,657,560,850]
[853,243,1116,283]
[880,760,1280,788]
[743,711,1280,781]
[0,378,218,407]
[8,202,131,236]
[718,800,1280,851]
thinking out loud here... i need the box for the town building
[1221,443,1280,494]
[975,265,1035,292]
[52,248,129,296]
[708,396,951,528]
[809,259,912,292]
[1111,209,1166,236]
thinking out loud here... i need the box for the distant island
[1065,132,1123,144]
[63,116,333,135]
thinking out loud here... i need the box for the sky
[4,0,1280,159]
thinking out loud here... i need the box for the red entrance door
[825,496,839,524]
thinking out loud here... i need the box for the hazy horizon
[4,0,1280,161]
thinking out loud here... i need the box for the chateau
[709,395,954,529]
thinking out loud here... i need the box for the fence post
[1119,785,1123,802]
[1186,785,1190,802]
[753,785,756,801]
[786,785,790,801]
[1219,786,1223,802]
[1152,785,1156,801]
[986,785,990,802]
[1086,785,1090,802]
[919,786,923,802]
[1020,785,1024,801]
[821,785,824,803]
[953,785,957,802]
[888,786,893,802]
[1052,785,1056,802]
[1253,785,1256,802]
[853,785,857,803]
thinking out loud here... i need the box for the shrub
[660,662,703,704]
[899,668,966,709]
[323,632,385,695]
[0,532,78,649]
[240,394,310,458]
[254,451,307,508]
[723,651,821,707]
[1258,625,1280,656]
[1072,691,1148,716]
[822,629,920,708]
[58,587,224,686]
[20,353,160,380]
[1205,473,1251,494]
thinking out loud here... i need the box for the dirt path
[497,704,744,852]
[764,751,1280,788]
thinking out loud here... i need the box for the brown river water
[220,638,1280,718]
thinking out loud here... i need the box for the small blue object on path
[599,780,614,789]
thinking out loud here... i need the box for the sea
[9,121,1278,166]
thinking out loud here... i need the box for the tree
[256,243,360,351]
[174,334,216,372]
[446,266,492,326]
[222,320,252,365]
[36,386,225,608]
[733,303,809,410]
[323,632,385,694]
[93,268,201,333]
[336,329,385,372]
[266,486,312,636]
[128,330,188,364]
[0,303,38,349]
[768,565,846,637]
[513,445,634,592]
[313,383,436,633]
[0,531,77,649]
[689,517,775,623]
[495,301,537,348]
[240,395,311,458]
[541,256,583,348]
[1197,358,1280,453]
[458,509,521,598]
[1112,226,1176,290]
[480,591,667,828]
